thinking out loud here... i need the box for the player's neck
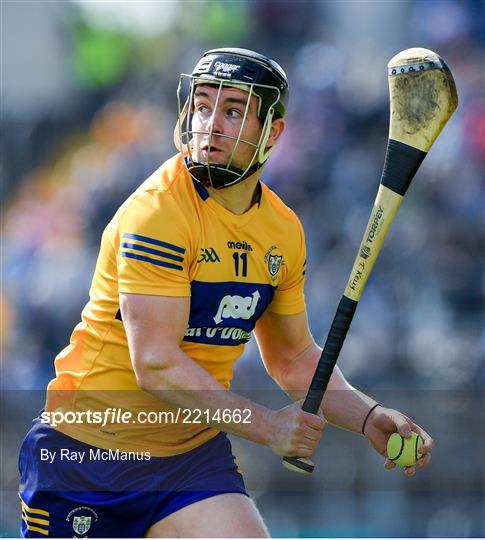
[206,173,261,215]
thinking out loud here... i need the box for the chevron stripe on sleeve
[121,233,186,271]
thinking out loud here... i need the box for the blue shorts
[18,416,247,537]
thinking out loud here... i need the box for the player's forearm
[277,345,377,434]
[134,349,272,445]
[320,381,378,434]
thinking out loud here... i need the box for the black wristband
[362,403,381,435]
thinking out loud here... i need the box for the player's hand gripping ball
[387,432,424,467]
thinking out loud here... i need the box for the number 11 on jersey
[233,252,248,277]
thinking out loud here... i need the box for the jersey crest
[264,245,284,281]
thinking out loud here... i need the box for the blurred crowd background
[1,0,484,537]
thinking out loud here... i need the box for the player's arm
[120,292,325,458]
[254,309,377,433]
[254,308,433,473]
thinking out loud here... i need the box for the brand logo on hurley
[359,245,371,260]
[214,291,260,324]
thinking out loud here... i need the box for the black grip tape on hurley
[380,139,427,196]
[302,295,358,414]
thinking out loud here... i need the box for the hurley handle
[282,296,358,474]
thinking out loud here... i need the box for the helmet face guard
[174,48,289,189]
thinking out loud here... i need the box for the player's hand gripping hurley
[282,48,458,474]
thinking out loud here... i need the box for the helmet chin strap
[185,158,261,189]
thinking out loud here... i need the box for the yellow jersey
[46,154,306,456]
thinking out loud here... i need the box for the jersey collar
[192,179,262,207]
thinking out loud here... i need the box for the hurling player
[19,48,433,538]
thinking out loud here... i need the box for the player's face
[191,84,262,170]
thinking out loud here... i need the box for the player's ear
[265,118,286,150]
